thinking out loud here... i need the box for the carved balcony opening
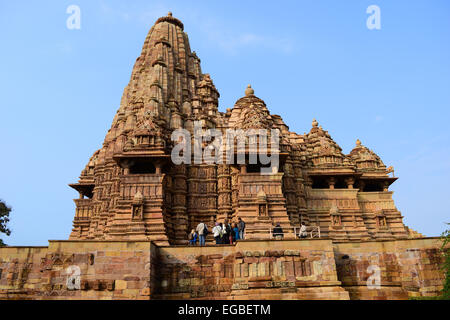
[247,164,264,173]
[334,178,347,189]
[129,161,156,174]
[69,183,94,199]
[311,177,328,189]
[362,181,383,192]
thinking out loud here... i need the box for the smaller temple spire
[356,139,361,147]
[312,118,318,128]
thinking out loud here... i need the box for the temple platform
[0,237,445,300]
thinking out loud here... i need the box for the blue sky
[0,0,449,245]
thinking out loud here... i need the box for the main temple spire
[69,12,411,244]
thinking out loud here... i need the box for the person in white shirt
[196,222,207,246]
[212,222,222,244]
[299,222,308,239]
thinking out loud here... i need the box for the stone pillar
[296,167,309,226]
[121,159,134,175]
[231,166,240,212]
[358,180,365,192]
[283,159,299,226]
[171,165,188,244]
[154,160,163,175]
[345,177,355,189]
[187,165,218,242]
[217,165,232,223]
[328,177,336,189]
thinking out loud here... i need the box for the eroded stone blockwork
[334,239,446,299]
[0,239,445,300]
[0,13,443,301]
[68,13,420,245]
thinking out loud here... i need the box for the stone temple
[69,12,415,245]
[0,13,445,300]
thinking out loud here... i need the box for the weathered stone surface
[0,13,441,301]
[0,239,445,300]
[66,12,418,245]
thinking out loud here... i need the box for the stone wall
[154,240,349,300]
[0,241,153,300]
[334,238,446,299]
[0,238,445,300]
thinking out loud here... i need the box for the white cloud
[198,20,294,55]
[56,42,72,54]
[214,32,293,55]
[96,3,294,55]
[98,1,168,25]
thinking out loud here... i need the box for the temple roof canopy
[349,139,386,170]
[229,85,274,130]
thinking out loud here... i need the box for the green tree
[0,200,12,247]
[441,224,450,299]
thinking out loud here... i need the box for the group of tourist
[188,220,309,244]
[188,218,245,246]
[212,218,246,245]
[187,217,246,246]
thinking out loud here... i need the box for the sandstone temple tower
[69,12,415,245]
[2,12,445,301]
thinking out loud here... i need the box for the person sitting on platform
[273,223,284,240]
[299,222,308,239]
